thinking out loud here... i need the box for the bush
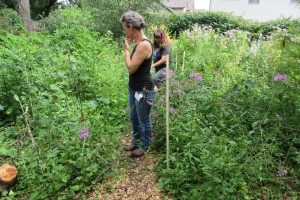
[0,8,25,35]
[0,18,128,198]
[162,11,300,40]
[152,25,300,199]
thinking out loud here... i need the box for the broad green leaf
[87,100,98,109]
[50,84,60,91]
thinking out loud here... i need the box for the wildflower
[169,70,175,77]
[276,114,283,120]
[162,69,175,78]
[277,168,287,176]
[78,127,89,140]
[166,108,179,115]
[274,73,287,81]
[189,72,203,83]
[170,81,182,96]
[213,70,220,75]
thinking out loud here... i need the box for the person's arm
[151,45,171,68]
[151,54,167,68]
[125,39,152,74]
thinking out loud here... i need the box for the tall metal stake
[166,55,170,168]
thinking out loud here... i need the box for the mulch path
[87,134,171,200]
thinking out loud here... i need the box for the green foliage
[1,6,300,199]
[0,8,25,35]
[152,26,300,199]
[0,0,59,20]
[162,11,300,40]
[78,0,160,38]
[43,7,96,33]
[0,15,128,198]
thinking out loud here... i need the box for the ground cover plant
[152,25,300,199]
[0,5,299,200]
[0,8,128,199]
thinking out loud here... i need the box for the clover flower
[274,74,287,81]
[78,127,89,140]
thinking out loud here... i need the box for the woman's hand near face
[125,41,152,74]
[125,36,131,50]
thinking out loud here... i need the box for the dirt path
[88,134,171,200]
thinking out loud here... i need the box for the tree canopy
[0,0,59,20]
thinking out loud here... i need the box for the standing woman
[120,11,156,158]
[152,29,172,90]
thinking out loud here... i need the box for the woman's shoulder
[161,43,171,50]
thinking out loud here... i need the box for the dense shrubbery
[152,24,300,199]
[0,9,128,199]
[162,11,300,40]
[0,8,25,35]
[0,5,299,199]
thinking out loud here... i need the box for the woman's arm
[125,39,152,74]
[151,45,171,68]
[151,54,167,68]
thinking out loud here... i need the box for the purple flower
[189,72,203,83]
[169,70,175,77]
[170,81,182,96]
[274,73,287,81]
[78,127,89,140]
[166,108,179,115]
[277,168,287,176]
[162,69,175,78]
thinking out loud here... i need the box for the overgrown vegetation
[162,11,300,40]
[0,4,299,200]
[0,9,128,199]
[152,24,300,199]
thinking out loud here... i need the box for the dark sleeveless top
[129,39,154,91]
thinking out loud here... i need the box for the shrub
[0,8,25,35]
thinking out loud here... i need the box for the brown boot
[130,148,144,158]
[124,144,138,152]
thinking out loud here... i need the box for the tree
[0,0,59,20]
[79,0,161,37]
[16,0,33,31]
[0,0,60,31]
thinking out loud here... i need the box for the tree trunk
[0,164,18,193]
[16,0,33,32]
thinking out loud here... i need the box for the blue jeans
[128,87,156,152]
[152,67,166,87]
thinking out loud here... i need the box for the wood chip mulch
[87,134,172,200]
